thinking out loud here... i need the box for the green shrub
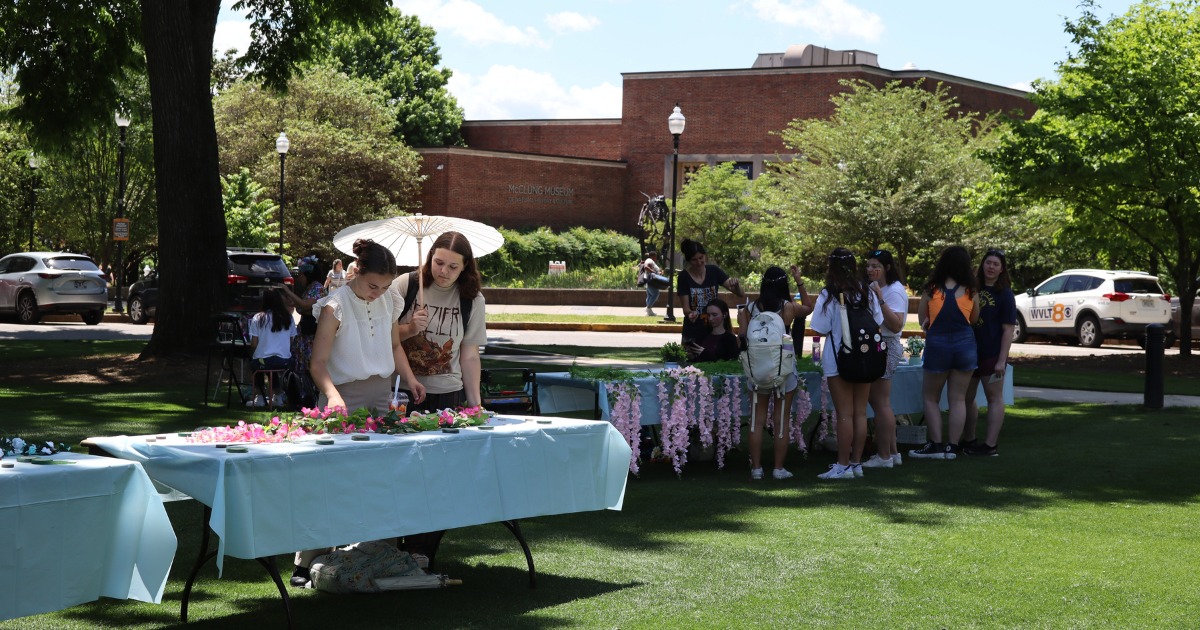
[479,227,640,283]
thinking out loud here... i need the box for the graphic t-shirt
[394,275,487,395]
[676,264,730,339]
[973,285,1016,358]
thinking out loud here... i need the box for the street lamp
[26,152,42,251]
[114,112,131,314]
[276,131,289,254]
[663,104,686,323]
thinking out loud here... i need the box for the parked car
[1013,269,1171,348]
[0,252,108,325]
[1171,288,1200,347]
[126,248,293,325]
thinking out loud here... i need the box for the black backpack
[834,292,887,383]
[395,271,472,329]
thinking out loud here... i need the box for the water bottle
[812,335,822,363]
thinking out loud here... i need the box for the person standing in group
[676,239,745,344]
[294,239,426,587]
[910,245,980,461]
[395,231,487,410]
[280,258,327,386]
[247,288,296,408]
[638,251,669,317]
[961,249,1015,457]
[809,249,883,480]
[687,298,741,362]
[324,258,349,292]
[860,249,909,470]
[738,266,812,480]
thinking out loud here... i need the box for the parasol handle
[416,236,425,308]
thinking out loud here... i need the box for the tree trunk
[139,0,228,357]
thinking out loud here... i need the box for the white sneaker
[851,463,864,477]
[249,394,266,408]
[771,468,794,480]
[891,452,903,466]
[271,393,286,408]
[817,463,855,480]
[861,454,893,469]
[750,467,764,480]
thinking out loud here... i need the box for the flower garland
[713,375,742,469]
[789,386,812,452]
[0,435,71,458]
[187,405,490,444]
[816,376,837,446]
[605,382,642,475]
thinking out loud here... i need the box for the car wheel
[1077,314,1103,348]
[129,295,148,325]
[16,292,41,325]
[1013,314,1029,343]
[81,310,103,325]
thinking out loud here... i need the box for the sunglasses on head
[986,249,1006,258]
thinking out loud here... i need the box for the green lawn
[3,340,1200,627]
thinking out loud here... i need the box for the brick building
[415,45,1034,235]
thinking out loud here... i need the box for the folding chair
[481,368,539,416]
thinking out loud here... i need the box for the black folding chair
[204,312,253,407]
[481,368,539,416]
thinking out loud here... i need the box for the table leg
[500,520,537,588]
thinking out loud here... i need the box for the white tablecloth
[0,453,177,622]
[536,365,1015,423]
[88,416,630,574]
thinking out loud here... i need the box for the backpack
[396,270,472,329]
[739,306,795,396]
[834,292,887,383]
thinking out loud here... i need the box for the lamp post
[26,152,41,251]
[663,104,686,323]
[114,112,131,314]
[275,132,289,254]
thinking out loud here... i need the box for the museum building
[413,45,1036,235]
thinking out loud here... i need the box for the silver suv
[1013,269,1171,348]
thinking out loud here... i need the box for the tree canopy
[980,0,1200,354]
[674,162,768,276]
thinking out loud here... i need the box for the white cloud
[545,12,601,34]
[747,0,884,42]
[1008,80,1034,93]
[448,65,621,120]
[394,0,547,47]
[213,18,251,55]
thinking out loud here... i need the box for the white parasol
[333,213,504,304]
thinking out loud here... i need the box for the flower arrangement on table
[905,335,925,358]
[0,434,71,458]
[186,405,491,444]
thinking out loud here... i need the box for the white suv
[1013,269,1171,348]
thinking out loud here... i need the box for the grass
[4,340,1200,627]
[1012,364,1200,397]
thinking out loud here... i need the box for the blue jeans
[645,274,668,308]
[922,330,977,373]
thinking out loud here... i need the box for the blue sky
[216,0,1138,120]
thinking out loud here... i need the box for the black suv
[126,249,293,324]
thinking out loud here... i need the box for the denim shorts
[922,330,977,373]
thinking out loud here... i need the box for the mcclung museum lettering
[507,183,576,205]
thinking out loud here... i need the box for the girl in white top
[309,239,426,413]
[324,258,348,291]
[809,248,883,480]
[248,288,296,407]
[862,249,909,469]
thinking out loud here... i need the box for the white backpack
[739,307,795,396]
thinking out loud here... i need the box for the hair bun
[352,239,375,257]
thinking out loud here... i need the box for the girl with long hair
[687,298,740,362]
[809,249,883,480]
[910,245,980,460]
[395,231,487,411]
[961,249,1016,456]
[861,249,909,469]
[737,266,813,480]
[247,288,296,408]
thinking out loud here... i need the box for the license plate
[1140,299,1154,308]
[73,280,88,289]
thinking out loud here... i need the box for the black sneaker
[960,438,978,450]
[290,565,311,588]
[909,442,946,459]
[965,443,999,457]
[944,443,961,460]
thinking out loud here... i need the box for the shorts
[973,355,1001,378]
[922,330,977,374]
[881,336,903,380]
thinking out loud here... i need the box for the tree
[321,8,464,147]
[674,162,766,276]
[980,0,1200,355]
[770,79,997,282]
[0,1,389,356]
[213,64,423,259]
[223,168,277,250]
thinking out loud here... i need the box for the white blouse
[313,284,404,386]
